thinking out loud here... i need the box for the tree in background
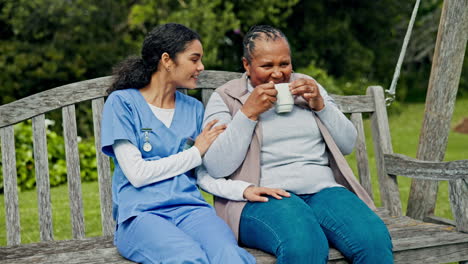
[283,0,466,101]
[0,0,134,104]
[126,0,299,70]
[0,0,465,105]
[284,0,413,97]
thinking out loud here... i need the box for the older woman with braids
[197,25,394,263]
[101,23,255,264]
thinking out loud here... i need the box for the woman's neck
[140,72,176,109]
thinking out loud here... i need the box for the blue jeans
[239,187,393,264]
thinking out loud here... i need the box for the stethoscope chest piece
[143,142,152,152]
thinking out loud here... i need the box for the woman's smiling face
[170,39,204,89]
[243,37,293,87]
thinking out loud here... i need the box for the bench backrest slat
[1,126,21,245]
[32,114,54,241]
[367,86,402,216]
[350,112,373,199]
[0,77,113,129]
[92,98,114,236]
[333,95,375,113]
[201,89,214,107]
[62,105,86,239]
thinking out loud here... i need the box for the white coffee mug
[274,83,294,113]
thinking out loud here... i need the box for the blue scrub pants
[239,187,393,264]
[116,206,256,264]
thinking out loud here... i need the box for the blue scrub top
[101,88,210,224]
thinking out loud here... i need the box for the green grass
[0,98,467,247]
[0,181,103,245]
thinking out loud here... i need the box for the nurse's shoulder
[177,90,204,112]
[105,89,139,108]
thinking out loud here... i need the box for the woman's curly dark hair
[107,23,201,94]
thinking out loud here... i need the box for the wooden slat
[0,126,21,246]
[7,248,133,264]
[383,215,420,227]
[0,77,112,128]
[424,215,456,226]
[375,207,391,218]
[449,178,468,232]
[350,113,373,199]
[367,86,402,216]
[196,70,242,89]
[393,232,468,251]
[0,71,241,128]
[91,98,114,236]
[201,89,214,107]
[1,236,119,261]
[384,153,468,180]
[245,248,275,264]
[332,95,375,113]
[1,236,272,264]
[393,240,468,264]
[32,114,54,241]
[62,105,85,239]
[388,224,457,239]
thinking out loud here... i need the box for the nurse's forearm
[114,140,201,188]
[203,110,257,178]
[196,166,252,201]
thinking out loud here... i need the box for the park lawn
[0,98,466,246]
[0,181,103,245]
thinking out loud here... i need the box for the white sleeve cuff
[196,166,254,201]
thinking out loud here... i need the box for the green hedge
[0,119,98,192]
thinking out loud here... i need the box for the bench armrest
[384,153,468,180]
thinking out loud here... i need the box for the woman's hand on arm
[197,165,290,202]
[194,119,226,156]
[243,186,290,202]
[289,78,325,111]
[241,82,277,120]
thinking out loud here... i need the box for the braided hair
[108,23,201,94]
[242,25,288,64]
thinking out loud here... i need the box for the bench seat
[3,208,467,264]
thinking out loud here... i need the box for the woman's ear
[161,52,173,72]
[242,57,250,76]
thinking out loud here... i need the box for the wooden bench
[1,70,467,264]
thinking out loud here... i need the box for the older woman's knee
[351,221,393,263]
[277,232,329,264]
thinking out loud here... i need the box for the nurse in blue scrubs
[101,23,256,264]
